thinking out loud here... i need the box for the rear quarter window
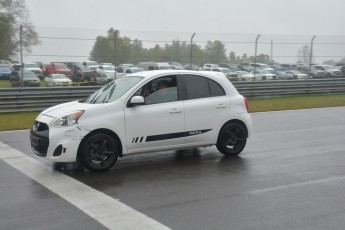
[183,74,226,100]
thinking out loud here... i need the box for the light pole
[113,30,118,80]
[190,33,196,70]
[20,25,24,87]
[309,35,316,77]
[253,34,261,78]
[270,39,273,63]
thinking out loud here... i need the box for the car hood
[41,101,105,118]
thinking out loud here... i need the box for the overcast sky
[24,0,345,63]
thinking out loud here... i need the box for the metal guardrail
[1,79,345,113]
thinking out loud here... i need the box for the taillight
[244,96,249,112]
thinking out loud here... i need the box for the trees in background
[90,28,270,65]
[0,0,39,60]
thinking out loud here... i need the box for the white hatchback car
[30,70,252,171]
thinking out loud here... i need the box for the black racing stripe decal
[146,132,185,142]
[146,129,212,142]
[185,129,212,137]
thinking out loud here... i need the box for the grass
[248,94,345,112]
[0,80,46,88]
[0,94,345,131]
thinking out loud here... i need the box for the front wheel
[80,133,119,172]
[216,123,247,156]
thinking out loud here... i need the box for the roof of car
[125,70,226,78]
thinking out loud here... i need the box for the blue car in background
[0,64,12,80]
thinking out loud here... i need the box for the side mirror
[129,96,145,106]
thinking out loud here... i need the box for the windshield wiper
[103,84,116,103]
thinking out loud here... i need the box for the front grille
[33,121,49,131]
[30,121,49,157]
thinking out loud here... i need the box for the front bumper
[30,114,89,162]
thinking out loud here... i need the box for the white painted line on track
[250,175,345,195]
[0,142,171,230]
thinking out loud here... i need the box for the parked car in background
[138,62,172,71]
[117,63,134,73]
[0,64,12,80]
[281,64,298,70]
[202,63,219,70]
[272,70,289,80]
[235,71,256,81]
[99,63,114,67]
[313,65,343,78]
[96,73,108,85]
[219,63,241,71]
[207,67,239,80]
[249,63,274,71]
[0,60,12,65]
[45,62,72,77]
[82,61,99,70]
[123,67,144,74]
[238,63,255,72]
[298,66,325,79]
[99,65,116,82]
[23,62,44,79]
[285,70,309,80]
[250,70,277,80]
[169,62,185,70]
[69,63,97,83]
[45,74,73,87]
[184,63,199,70]
[10,70,40,87]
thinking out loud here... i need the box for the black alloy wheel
[216,123,247,156]
[80,133,119,172]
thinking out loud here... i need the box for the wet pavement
[1,107,345,230]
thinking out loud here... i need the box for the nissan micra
[30,70,252,171]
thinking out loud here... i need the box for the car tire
[216,123,247,156]
[80,133,119,172]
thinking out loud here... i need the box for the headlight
[51,110,84,127]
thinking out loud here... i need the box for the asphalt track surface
[0,107,345,230]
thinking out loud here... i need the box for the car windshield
[81,76,143,104]
[0,66,11,71]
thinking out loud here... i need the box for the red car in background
[45,62,72,77]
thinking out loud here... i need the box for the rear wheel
[216,123,247,156]
[80,133,119,172]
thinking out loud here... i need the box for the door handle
[216,104,226,109]
[169,108,182,114]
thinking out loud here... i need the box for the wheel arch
[77,128,123,160]
[219,119,249,138]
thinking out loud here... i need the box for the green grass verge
[0,94,345,131]
[248,94,345,112]
[0,80,46,88]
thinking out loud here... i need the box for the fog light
[53,145,63,157]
